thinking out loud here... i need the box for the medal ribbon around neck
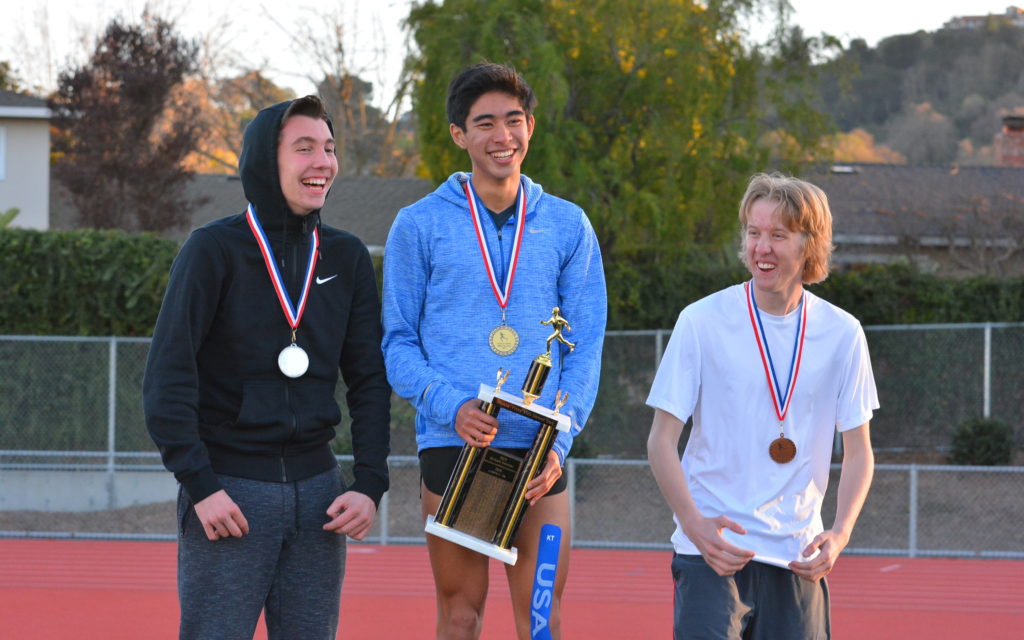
[245,204,319,331]
[744,281,807,424]
[464,178,526,312]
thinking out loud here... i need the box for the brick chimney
[995,115,1024,168]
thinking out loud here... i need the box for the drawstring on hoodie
[316,217,324,261]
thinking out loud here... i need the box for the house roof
[0,89,50,118]
[802,163,1024,242]
[49,172,434,251]
[182,174,433,250]
[319,176,434,249]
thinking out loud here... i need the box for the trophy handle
[434,391,503,526]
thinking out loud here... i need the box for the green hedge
[2,228,1023,337]
[606,257,1024,329]
[0,228,178,336]
[813,264,1024,326]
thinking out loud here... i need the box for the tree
[183,70,296,174]
[886,103,958,165]
[832,128,906,164]
[0,61,20,91]
[317,72,417,177]
[49,13,205,232]
[270,7,418,177]
[407,0,835,262]
[406,0,839,328]
[815,24,1024,168]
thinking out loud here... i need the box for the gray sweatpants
[176,467,347,640]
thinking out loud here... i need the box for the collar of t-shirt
[486,203,517,230]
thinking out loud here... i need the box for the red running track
[1,539,1021,639]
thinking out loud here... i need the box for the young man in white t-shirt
[647,173,878,639]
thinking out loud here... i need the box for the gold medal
[769,436,797,463]
[488,324,520,356]
[465,179,527,359]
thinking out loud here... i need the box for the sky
[0,0,1017,106]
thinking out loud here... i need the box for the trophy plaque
[424,308,575,565]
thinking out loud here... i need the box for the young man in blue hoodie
[382,63,607,639]
[144,95,391,639]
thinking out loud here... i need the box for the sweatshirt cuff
[349,474,389,508]
[553,431,574,465]
[178,465,222,503]
[450,395,477,427]
[425,380,475,427]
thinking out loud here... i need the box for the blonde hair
[737,173,833,284]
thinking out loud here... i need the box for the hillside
[817,20,1024,165]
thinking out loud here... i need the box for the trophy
[424,308,576,565]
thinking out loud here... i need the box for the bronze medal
[769,436,797,463]
[746,282,808,465]
[488,324,520,356]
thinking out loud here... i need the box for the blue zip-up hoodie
[382,172,607,462]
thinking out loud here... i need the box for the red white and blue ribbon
[246,204,319,330]
[464,178,526,309]
[744,281,807,424]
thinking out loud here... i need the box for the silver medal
[278,343,309,378]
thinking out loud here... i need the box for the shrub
[0,228,179,336]
[947,417,1015,466]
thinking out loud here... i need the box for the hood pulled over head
[238,99,336,229]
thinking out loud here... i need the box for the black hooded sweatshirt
[143,100,390,506]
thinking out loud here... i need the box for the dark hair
[282,95,331,128]
[446,63,537,130]
[278,95,334,146]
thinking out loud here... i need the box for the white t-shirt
[646,283,879,567]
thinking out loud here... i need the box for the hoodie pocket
[235,380,291,443]
[290,380,343,436]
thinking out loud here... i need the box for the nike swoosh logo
[316,275,338,284]
[528,228,546,233]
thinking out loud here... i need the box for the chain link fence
[1,326,1023,557]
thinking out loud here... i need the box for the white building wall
[0,117,50,230]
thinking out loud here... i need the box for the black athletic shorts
[419,445,568,497]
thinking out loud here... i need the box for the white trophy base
[425,514,518,565]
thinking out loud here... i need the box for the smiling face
[277,115,338,215]
[743,198,807,314]
[449,90,534,191]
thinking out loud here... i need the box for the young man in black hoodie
[143,95,390,639]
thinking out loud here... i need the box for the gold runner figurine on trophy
[541,306,575,355]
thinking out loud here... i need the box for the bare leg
[422,482,491,640]
[504,491,571,640]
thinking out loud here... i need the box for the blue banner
[530,523,562,639]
